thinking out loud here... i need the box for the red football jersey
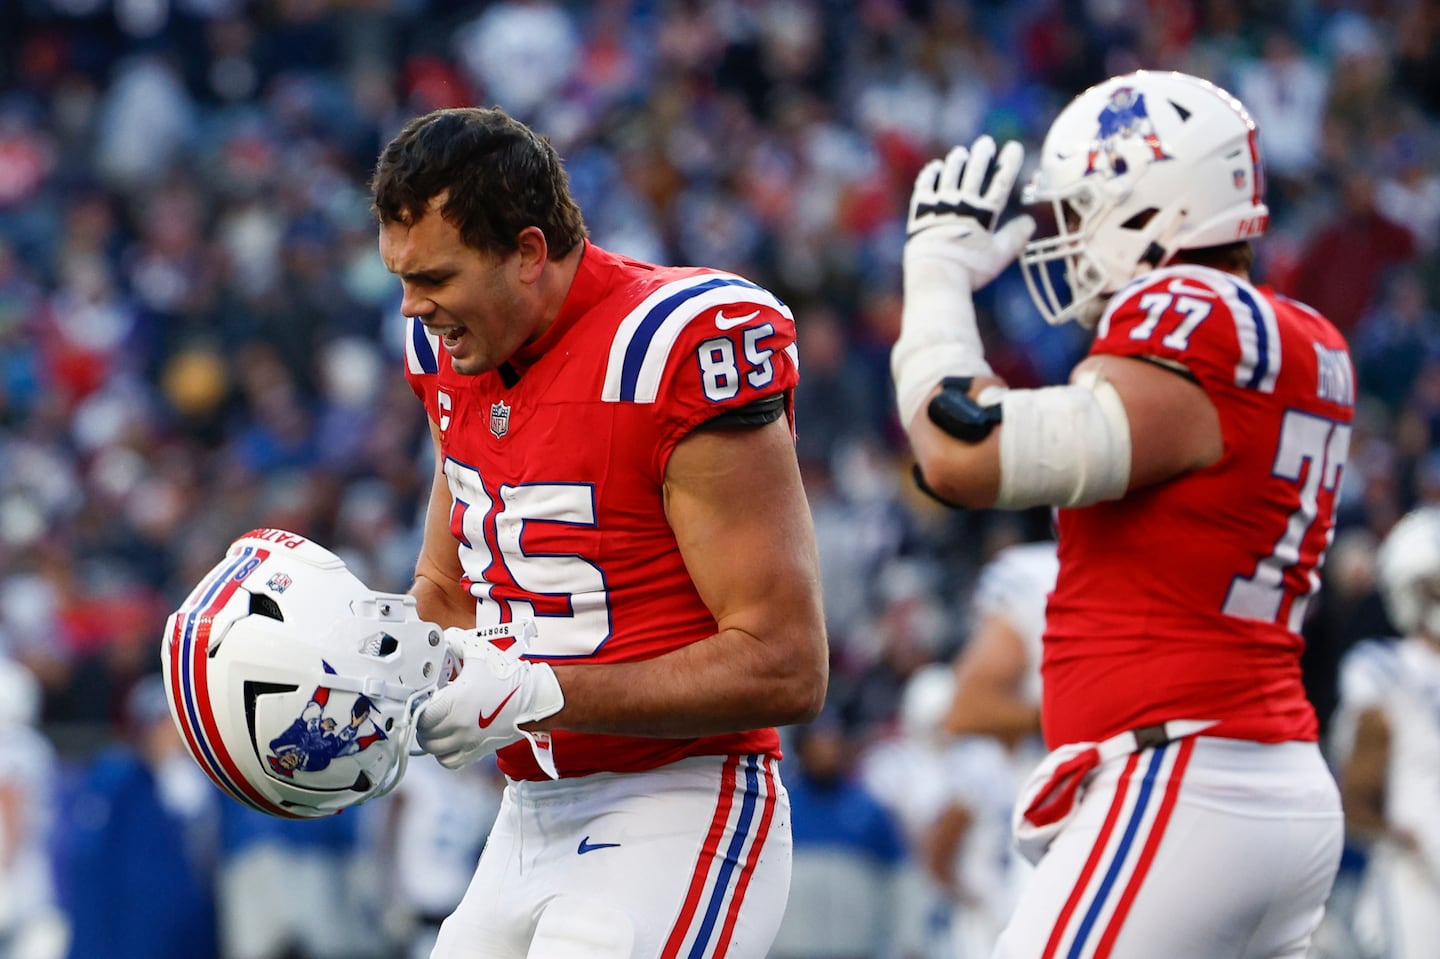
[403,243,799,779]
[1042,264,1355,748]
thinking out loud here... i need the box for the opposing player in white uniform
[1333,507,1440,959]
[370,106,827,958]
[945,540,1058,753]
[861,542,1057,959]
[938,541,1059,957]
[384,755,504,959]
[891,71,1351,958]
[859,664,1003,959]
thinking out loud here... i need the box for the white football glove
[892,135,1036,431]
[416,619,565,777]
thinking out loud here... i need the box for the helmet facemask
[1021,178,1184,329]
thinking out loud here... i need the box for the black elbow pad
[928,377,1002,443]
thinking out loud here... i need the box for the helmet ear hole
[360,632,401,657]
[250,592,285,622]
[1120,208,1158,230]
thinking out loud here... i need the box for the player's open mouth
[438,327,465,348]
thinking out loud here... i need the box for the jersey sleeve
[1089,267,1281,396]
[599,272,800,471]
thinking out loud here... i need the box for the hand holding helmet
[418,620,565,777]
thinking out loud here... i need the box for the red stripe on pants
[661,756,741,959]
[713,757,778,959]
[1094,737,1196,958]
[1041,751,1143,959]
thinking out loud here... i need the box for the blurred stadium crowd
[0,0,1437,956]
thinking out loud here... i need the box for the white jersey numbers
[1223,410,1351,630]
[444,459,613,657]
[1131,291,1214,351]
[697,323,776,403]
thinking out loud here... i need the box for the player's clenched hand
[905,135,1035,290]
[416,619,564,773]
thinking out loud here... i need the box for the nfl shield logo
[266,572,293,594]
[490,401,511,438]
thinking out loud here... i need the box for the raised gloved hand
[892,135,1036,431]
[417,619,565,777]
[905,135,1035,286]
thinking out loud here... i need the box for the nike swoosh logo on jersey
[714,308,761,329]
[577,836,622,855]
[477,687,519,729]
[1167,278,1217,298]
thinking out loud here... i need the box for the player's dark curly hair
[369,107,588,257]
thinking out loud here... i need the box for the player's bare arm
[909,353,1222,510]
[411,418,483,631]
[920,802,974,901]
[1339,707,1411,847]
[944,612,1040,748]
[530,416,829,737]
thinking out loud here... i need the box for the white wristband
[893,342,992,432]
[892,244,992,430]
[517,661,564,780]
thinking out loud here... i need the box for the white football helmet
[1021,70,1269,327]
[160,528,447,818]
[1377,507,1440,639]
[899,662,956,745]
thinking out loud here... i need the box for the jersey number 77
[1223,410,1351,632]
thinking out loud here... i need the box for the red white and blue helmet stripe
[163,544,305,819]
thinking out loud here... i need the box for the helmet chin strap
[1074,296,1107,330]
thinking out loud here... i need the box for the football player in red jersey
[369,107,828,958]
[891,71,1352,958]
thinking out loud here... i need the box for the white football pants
[994,737,1342,959]
[431,753,791,959]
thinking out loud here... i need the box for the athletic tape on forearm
[892,245,992,429]
[995,371,1132,509]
